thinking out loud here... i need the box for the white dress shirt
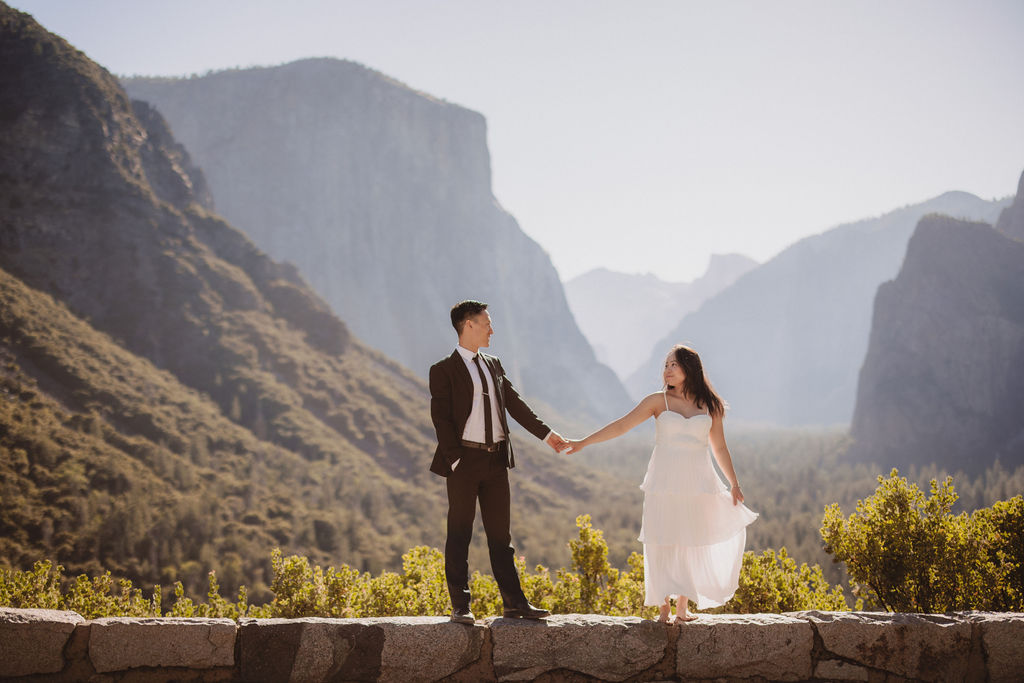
[455,345,506,444]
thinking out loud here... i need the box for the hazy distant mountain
[0,4,641,587]
[565,254,757,385]
[625,192,1011,424]
[123,60,629,422]
[849,215,1024,472]
[995,169,1024,242]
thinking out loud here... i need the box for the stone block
[956,611,1024,683]
[676,613,813,681]
[374,617,487,682]
[0,607,84,677]
[87,617,235,673]
[792,610,972,682]
[239,617,383,682]
[489,614,668,682]
[238,617,485,682]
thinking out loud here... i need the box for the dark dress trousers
[429,350,550,609]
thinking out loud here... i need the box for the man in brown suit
[429,300,566,623]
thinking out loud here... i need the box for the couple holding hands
[429,300,757,625]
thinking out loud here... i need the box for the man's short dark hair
[451,300,488,334]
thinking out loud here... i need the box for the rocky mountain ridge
[123,60,630,422]
[849,214,1024,472]
[565,254,757,385]
[0,3,640,587]
[625,192,1010,424]
[995,169,1024,242]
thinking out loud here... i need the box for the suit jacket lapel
[450,350,471,388]
[450,350,473,425]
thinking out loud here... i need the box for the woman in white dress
[566,345,758,623]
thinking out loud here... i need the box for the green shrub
[0,512,876,619]
[821,469,1020,611]
[0,559,62,610]
[972,495,1024,610]
[725,548,848,613]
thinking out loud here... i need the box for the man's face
[465,310,494,349]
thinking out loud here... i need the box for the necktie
[472,354,494,446]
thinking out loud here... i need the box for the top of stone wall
[1,609,1022,682]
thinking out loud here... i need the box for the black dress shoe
[502,602,550,619]
[450,607,475,624]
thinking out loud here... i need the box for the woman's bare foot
[658,601,671,623]
[672,597,696,623]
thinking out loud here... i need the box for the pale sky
[11,0,1024,281]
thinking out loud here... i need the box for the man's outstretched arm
[498,365,567,452]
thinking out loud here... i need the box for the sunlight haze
[12,0,1024,281]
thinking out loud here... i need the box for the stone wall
[1,608,1022,682]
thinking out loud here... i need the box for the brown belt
[461,439,503,453]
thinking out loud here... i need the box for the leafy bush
[1,514,844,619]
[0,559,252,618]
[972,496,1024,610]
[821,469,1022,611]
[724,548,849,613]
[0,559,63,611]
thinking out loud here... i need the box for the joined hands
[545,433,585,455]
[545,432,570,453]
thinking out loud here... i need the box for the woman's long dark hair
[666,344,725,418]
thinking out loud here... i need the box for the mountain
[565,255,757,385]
[995,169,1024,242]
[849,215,1024,473]
[122,60,629,423]
[625,192,1010,424]
[0,4,641,592]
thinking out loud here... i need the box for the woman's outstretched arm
[565,393,661,454]
[708,413,745,505]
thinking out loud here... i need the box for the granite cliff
[0,1,418,579]
[0,4,640,586]
[123,61,629,422]
[625,192,1009,424]
[849,215,1024,472]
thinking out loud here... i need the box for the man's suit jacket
[429,350,550,477]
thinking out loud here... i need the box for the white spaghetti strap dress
[638,390,759,608]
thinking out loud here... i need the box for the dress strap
[663,389,669,411]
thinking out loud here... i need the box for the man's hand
[545,432,569,452]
